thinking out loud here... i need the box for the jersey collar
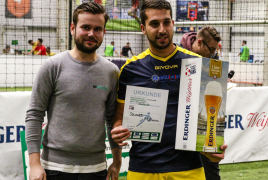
[147,44,178,62]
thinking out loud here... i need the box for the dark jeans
[201,154,220,180]
[45,169,107,180]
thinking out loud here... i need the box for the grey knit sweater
[25,51,119,166]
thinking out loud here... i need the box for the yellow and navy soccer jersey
[117,45,204,173]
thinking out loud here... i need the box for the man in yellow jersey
[24,40,38,55]
[111,0,227,180]
[46,47,56,56]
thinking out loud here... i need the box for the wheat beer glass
[203,81,222,152]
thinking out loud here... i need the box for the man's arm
[238,47,243,56]
[36,50,42,55]
[106,148,122,180]
[29,153,47,180]
[130,50,134,56]
[120,49,123,56]
[26,59,54,180]
[23,49,34,55]
[114,50,119,56]
[104,68,124,180]
[111,102,131,146]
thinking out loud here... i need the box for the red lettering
[247,112,268,131]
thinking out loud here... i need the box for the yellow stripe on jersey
[116,45,201,103]
[127,167,205,180]
[176,46,202,57]
[118,49,150,78]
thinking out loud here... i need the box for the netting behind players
[0,0,267,91]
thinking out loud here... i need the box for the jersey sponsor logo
[151,74,181,82]
[151,74,159,82]
[155,65,178,70]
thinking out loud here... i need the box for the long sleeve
[25,59,54,154]
[105,67,120,149]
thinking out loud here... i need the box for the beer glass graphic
[203,81,222,152]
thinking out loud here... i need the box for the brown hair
[73,2,109,27]
[140,0,172,26]
[197,26,221,42]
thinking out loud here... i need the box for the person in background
[179,26,220,59]
[111,1,227,180]
[24,38,46,55]
[104,41,119,56]
[28,40,38,55]
[25,2,121,180]
[3,45,15,54]
[238,40,250,62]
[120,42,134,57]
[180,25,223,180]
[46,47,56,56]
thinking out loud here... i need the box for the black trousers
[201,154,220,180]
[45,169,107,180]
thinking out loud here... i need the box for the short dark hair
[38,38,43,44]
[6,45,10,49]
[140,0,172,26]
[73,2,109,27]
[243,40,247,44]
[28,40,33,44]
[197,26,221,42]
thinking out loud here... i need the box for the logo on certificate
[129,105,134,110]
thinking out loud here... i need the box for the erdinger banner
[5,0,32,19]
[221,87,268,164]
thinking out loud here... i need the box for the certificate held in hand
[122,85,169,143]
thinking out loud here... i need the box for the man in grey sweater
[25,3,121,180]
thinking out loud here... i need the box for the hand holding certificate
[122,85,169,143]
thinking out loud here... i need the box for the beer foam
[204,81,222,97]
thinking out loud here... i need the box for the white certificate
[122,85,169,143]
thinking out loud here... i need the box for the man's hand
[111,126,130,146]
[106,148,122,180]
[29,153,46,180]
[106,160,121,180]
[200,143,228,162]
[29,163,46,180]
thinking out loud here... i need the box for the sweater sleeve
[25,59,55,154]
[105,66,121,149]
